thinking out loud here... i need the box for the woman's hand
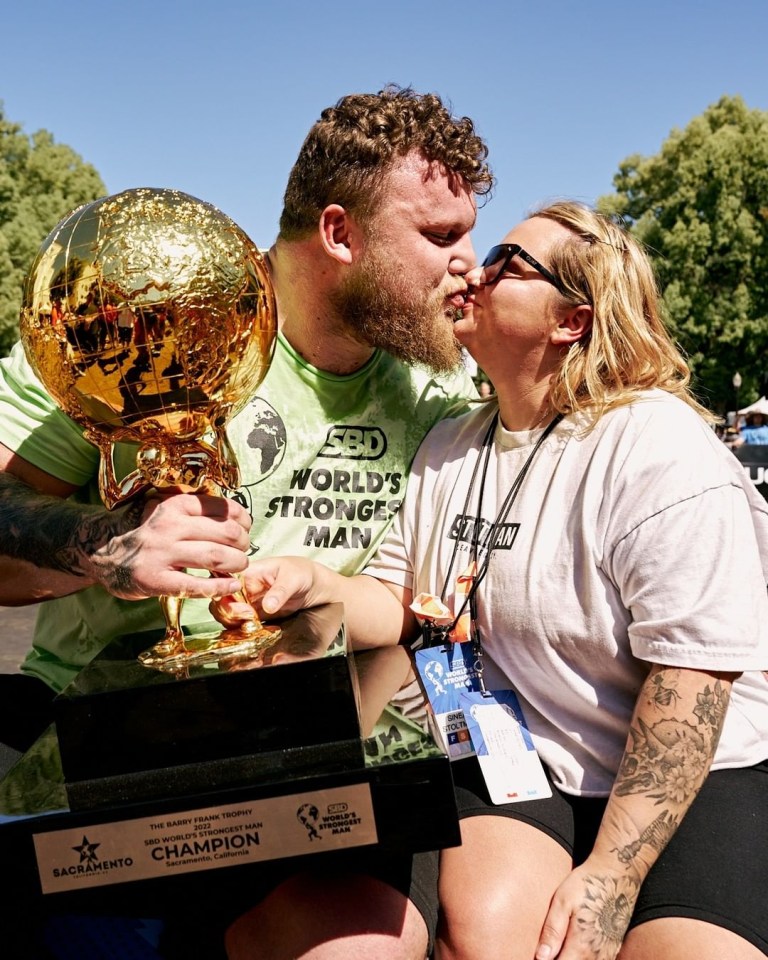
[210,556,326,628]
[535,862,638,960]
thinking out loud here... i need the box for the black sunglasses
[480,243,565,293]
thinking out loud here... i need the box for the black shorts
[444,755,768,954]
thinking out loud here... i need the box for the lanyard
[422,409,563,688]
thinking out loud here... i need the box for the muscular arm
[0,443,251,605]
[537,663,735,960]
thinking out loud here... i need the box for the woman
[224,203,768,960]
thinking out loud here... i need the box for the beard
[328,249,463,372]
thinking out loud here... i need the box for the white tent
[738,396,768,416]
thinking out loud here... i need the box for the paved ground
[0,604,38,673]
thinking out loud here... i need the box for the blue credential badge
[460,689,552,804]
[414,642,483,760]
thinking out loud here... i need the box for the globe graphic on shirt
[228,398,287,545]
[245,399,287,478]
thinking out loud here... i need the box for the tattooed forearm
[566,666,735,960]
[615,716,710,802]
[612,810,678,865]
[615,668,730,805]
[0,473,142,578]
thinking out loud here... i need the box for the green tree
[0,103,105,355]
[598,96,768,413]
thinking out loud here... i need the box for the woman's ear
[318,204,358,266]
[551,304,593,346]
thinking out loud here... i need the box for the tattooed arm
[535,663,735,960]
[0,446,252,605]
[0,470,142,602]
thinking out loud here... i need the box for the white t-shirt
[368,390,768,796]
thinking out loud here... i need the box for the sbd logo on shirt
[319,426,387,460]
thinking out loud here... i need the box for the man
[0,86,492,957]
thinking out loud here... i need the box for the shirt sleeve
[606,463,768,671]
[365,493,415,590]
[0,341,99,485]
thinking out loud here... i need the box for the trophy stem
[138,596,188,665]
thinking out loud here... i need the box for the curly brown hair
[279,85,493,240]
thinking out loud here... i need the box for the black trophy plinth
[54,604,363,810]
[0,607,460,912]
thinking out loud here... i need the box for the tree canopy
[598,95,768,413]
[0,103,105,355]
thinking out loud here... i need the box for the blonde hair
[532,201,713,422]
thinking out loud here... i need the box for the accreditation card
[460,689,552,804]
[414,642,482,760]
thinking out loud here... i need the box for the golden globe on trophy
[18,187,278,668]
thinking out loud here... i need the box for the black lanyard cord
[437,411,498,602]
[426,412,564,656]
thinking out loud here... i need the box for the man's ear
[551,304,593,346]
[319,204,360,266]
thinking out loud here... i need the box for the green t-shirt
[0,335,475,691]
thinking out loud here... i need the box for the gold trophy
[19,187,278,668]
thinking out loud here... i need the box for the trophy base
[0,607,460,910]
[0,720,459,906]
[64,737,363,811]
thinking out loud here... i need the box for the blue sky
[2,0,767,259]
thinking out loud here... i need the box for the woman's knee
[435,817,571,960]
